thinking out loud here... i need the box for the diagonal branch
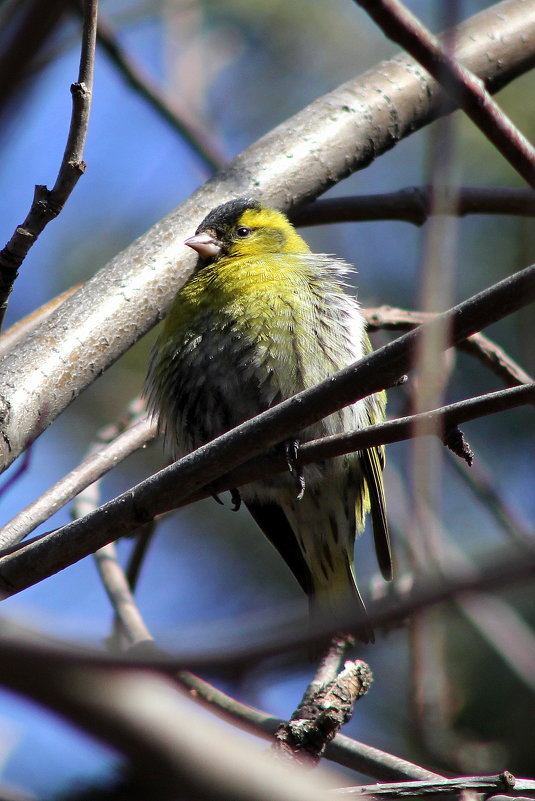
[337,772,519,799]
[353,0,535,187]
[0,261,533,596]
[364,306,534,387]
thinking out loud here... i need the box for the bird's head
[184,198,310,265]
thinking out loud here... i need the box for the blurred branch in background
[83,5,225,172]
[0,0,69,117]
[447,456,534,549]
[353,0,535,187]
[293,188,535,228]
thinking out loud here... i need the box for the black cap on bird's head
[184,198,262,263]
[197,198,261,233]
[184,197,309,265]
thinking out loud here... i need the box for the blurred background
[0,0,533,796]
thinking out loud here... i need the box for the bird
[145,197,391,642]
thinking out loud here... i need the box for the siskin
[146,198,391,641]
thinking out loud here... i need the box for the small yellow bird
[146,198,391,641]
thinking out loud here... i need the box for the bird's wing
[244,500,314,596]
[361,445,392,581]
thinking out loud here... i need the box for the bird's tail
[308,563,374,644]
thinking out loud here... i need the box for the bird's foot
[210,486,242,511]
[285,439,305,501]
[230,487,242,511]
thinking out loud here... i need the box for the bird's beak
[184,232,222,259]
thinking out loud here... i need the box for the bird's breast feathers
[149,252,368,451]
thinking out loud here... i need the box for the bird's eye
[236,226,251,238]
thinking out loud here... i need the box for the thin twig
[337,772,519,798]
[0,0,98,328]
[353,0,535,187]
[293,189,535,229]
[94,542,153,649]
[0,411,155,550]
[125,521,156,593]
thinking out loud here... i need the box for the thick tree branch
[0,0,533,471]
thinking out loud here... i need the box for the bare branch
[0,412,155,550]
[293,188,535,228]
[1,0,534,471]
[447,457,535,548]
[0,381,532,596]
[94,542,153,649]
[337,772,520,799]
[364,306,533,388]
[0,0,68,116]
[353,0,535,187]
[0,0,98,328]
[273,659,373,766]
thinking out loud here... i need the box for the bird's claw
[210,487,242,510]
[230,488,242,511]
[285,439,305,501]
